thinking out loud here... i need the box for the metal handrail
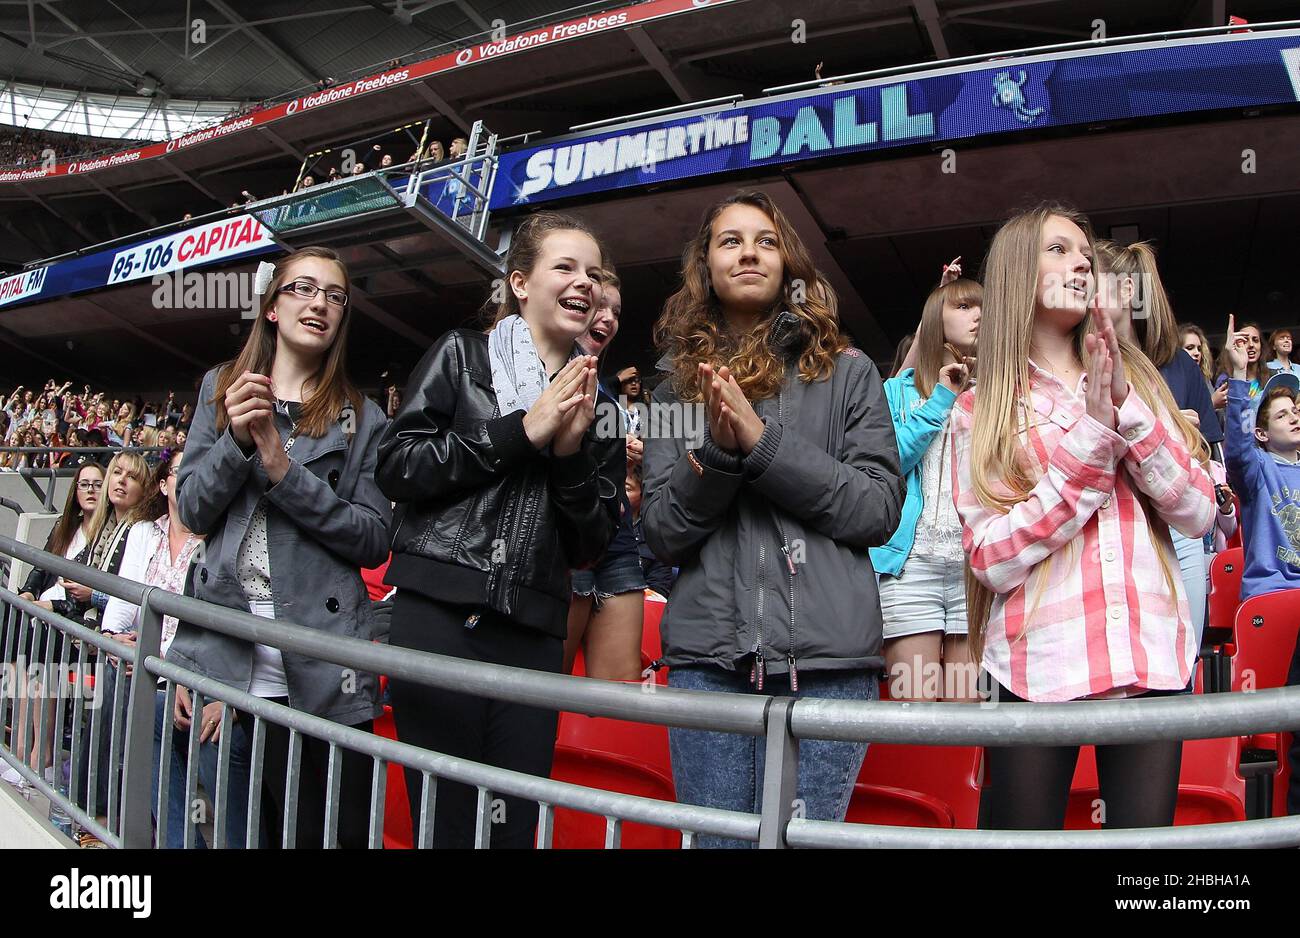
[0,447,166,454]
[6,532,1300,744]
[0,534,770,734]
[790,689,1300,747]
[146,657,760,845]
[4,531,1299,849]
[788,815,1300,849]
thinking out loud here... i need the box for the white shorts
[879,555,969,640]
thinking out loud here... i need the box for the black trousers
[258,704,375,849]
[980,683,1184,830]
[388,590,563,849]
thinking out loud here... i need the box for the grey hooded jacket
[167,366,393,725]
[642,348,903,682]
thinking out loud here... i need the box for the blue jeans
[667,665,876,848]
[1172,528,1208,652]
[151,688,254,848]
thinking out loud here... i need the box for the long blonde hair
[655,190,846,402]
[1093,239,1178,367]
[964,203,1204,662]
[86,452,151,550]
[913,278,982,399]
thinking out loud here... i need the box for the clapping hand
[552,359,598,458]
[712,366,766,455]
[1083,316,1117,431]
[223,372,274,449]
[1088,296,1129,407]
[523,356,596,452]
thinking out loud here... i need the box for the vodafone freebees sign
[0,0,738,183]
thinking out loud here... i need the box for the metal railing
[0,447,166,511]
[2,531,1299,848]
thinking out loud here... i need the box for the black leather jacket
[375,329,623,638]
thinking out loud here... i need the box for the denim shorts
[571,548,645,604]
[879,555,968,639]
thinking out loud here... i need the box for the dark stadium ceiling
[0,0,615,102]
[1,0,1299,392]
[3,0,1297,117]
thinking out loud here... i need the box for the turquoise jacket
[867,369,958,577]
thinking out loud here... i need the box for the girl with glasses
[168,246,391,849]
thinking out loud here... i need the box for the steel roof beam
[912,0,950,59]
[626,26,692,103]
[18,184,96,243]
[406,79,471,134]
[204,0,319,86]
[37,1,145,80]
[160,158,222,204]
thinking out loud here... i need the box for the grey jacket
[167,367,393,725]
[642,348,903,681]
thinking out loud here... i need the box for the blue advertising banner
[0,213,278,311]
[491,31,1300,209]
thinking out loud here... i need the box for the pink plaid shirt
[951,363,1216,702]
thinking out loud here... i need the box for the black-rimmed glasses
[279,280,349,308]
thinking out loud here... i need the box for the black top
[1160,348,1223,445]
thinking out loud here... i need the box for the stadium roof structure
[0,0,1298,393]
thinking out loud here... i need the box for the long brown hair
[913,278,982,399]
[212,247,362,438]
[481,211,610,328]
[1093,240,1178,367]
[1178,322,1214,384]
[655,190,846,402]
[48,462,103,557]
[963,202,1202,663]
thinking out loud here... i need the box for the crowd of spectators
[291,135,469,193]
[0,126,144,169]
[1,379,191,469]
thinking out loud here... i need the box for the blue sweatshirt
[1223,379,1300,601]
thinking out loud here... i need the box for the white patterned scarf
[488,314,577,415]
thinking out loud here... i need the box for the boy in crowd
[1223,316,1300,815]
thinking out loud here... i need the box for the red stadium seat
[551,595,679,848]
[642,590,665,664]
[1207,547,1244,643]
[1065,737,1247,828]
[374,704,414,849]
[551,712,679,849]
[848,743,983,829]
[1229,589,1300,693]
[1226,590,1300,817]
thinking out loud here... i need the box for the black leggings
[258,705,375,849]
[980,684,1183,830]
[388,591,563,849]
